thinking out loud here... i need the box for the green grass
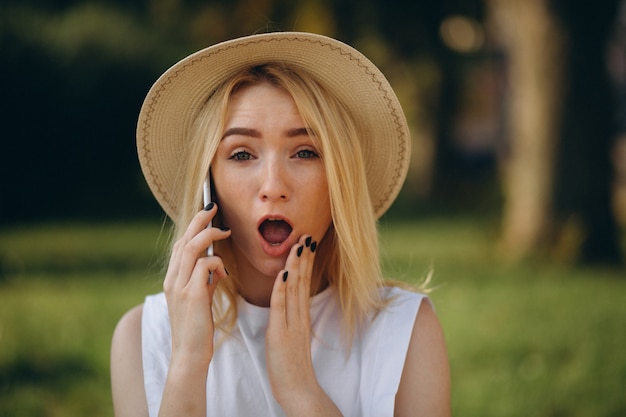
[1,219,625,416]
[379,218,626,417]
[0,223,165,417]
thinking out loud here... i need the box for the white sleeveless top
[142,286,427,417]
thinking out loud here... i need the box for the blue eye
[295,149,319,159]
[230,151,253,161]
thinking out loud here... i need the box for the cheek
[212,171,242,226]
[216,194,242,229]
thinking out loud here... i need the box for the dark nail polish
[282,271,288,282]
[297,245,304,257]
[220,226,230,231]
[310,241,317,253]
[225,268,229,276]
[204,202,214,211]
[305,236,312,247]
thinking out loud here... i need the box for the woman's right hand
[158,204,230,416]
[163,203,231,368]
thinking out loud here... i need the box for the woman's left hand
[266,235,342,416]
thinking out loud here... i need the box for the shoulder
[112,304,144,356]
[113,303,144,337]
[394,299,451,417]
[111,304,149,417]
[378,286,428,318]
[381,285,425,301]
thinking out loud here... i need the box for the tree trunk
[486,0,566,261]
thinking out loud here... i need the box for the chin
[257,259,288,279]
[231,240,289,281]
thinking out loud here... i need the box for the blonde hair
[172,63,387,337]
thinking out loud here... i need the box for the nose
[258,159,290,202]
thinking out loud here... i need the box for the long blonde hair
[172,63,386,337]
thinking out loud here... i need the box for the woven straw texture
[137,32,410,221]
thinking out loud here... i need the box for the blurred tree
[485,0,566,261]
[0,0,454,223]
[487,0,623,264]
[0,2,181,223]
[332,0,486,210]
[0,0,324,224]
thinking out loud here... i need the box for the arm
[110,298,214,417]
[156,204,230,417]
[112,204,230,417]
[111,304,149,417]
[394,301,451,417]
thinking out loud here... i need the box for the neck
[237,273,275,307]
[235,265,329,307]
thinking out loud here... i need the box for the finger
[298,235,317,324]
[175,226,231,290]
[292,238,309,313]
[164,204,221,291]
[269,269,288,328]
[181,202,218,243]
[284,242,303,309]
[207,257,229,286]
[187,256,228,296]
[298,235,315,301]
[282,236,311,325]
[164,239,184,293]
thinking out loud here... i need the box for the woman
[111,32,450,417]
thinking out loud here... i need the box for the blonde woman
[111,32,450,417]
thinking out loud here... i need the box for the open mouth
[258,218,293,246]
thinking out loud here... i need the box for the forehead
[219,78,323,150]
[229,81,291,104]
[225,83,302,124]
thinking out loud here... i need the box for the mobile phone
[203,172,214,284]
[203,174,214,257]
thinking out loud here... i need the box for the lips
[258,217,293,245]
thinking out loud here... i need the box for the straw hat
[137,32,410,220]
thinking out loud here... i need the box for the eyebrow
[221,127,260,139]
[221,127,313,140]
[287,127,312,137]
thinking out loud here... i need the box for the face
[211,82,332,293]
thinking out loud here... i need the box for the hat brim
[137,32,410,221]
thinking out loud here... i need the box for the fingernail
[282,271,288,282]
[220,226,230,231]
[204,202,215,211]
[305,236,312,247]
[310,241,317,253]
[225,267,229,276]
[297,245,304,257]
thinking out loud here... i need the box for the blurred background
[1,0,625,416]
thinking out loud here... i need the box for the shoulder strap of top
[362,287,428,417]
